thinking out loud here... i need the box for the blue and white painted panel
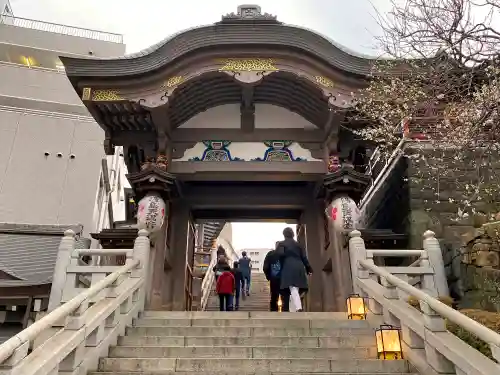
[176,141,321,162]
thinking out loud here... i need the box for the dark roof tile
[61,23,378,79]
[0,223,90,287]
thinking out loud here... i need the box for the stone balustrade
[349,230,500,374]
[0,229,151,375]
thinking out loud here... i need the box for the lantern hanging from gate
[325,195,361,232]
[136,193,166,234]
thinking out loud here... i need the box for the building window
[4,5,11,15]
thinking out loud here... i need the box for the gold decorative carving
[219,58,278,72]
[82,87,91,101]
[315,76,334,88]
[91,89,123,101]
[163,76,184,89]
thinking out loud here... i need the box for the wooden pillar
[148,218,168,310]
[168,200,190,311]
[319,213,336,312]
[303,199,325,312]
[328,226,351,311]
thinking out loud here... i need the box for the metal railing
[0,15,123,43]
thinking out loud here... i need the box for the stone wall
[405,146,500,303]
[460,221,500,312]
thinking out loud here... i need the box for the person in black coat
[276,227,312,312]
[263,242,285,312]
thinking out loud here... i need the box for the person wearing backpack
[216,265,235,311]
[263,242,284,312]
[238,251,252,297]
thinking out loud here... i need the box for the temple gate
[63,5,378,312]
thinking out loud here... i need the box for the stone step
[98,358,410,373]
[108,346,376,359]
[206,308,273,311]
[93,373,417,375]
[134,318,370,329]
[126,326,374,337]
[141,311,353,319]
[118,335,376,348]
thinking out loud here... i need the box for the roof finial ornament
[219,4,280,24]
[238,4,261,18]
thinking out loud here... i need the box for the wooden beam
[323,109,346,144]
[149,107,171,153]
[240,86,255,133]
[182,184,312,209]
[169,161,326,181]
[171,128,324,142]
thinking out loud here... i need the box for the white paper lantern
[326,195,361,232]
[136,194,166,233]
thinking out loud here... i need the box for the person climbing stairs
[205,272,270,311]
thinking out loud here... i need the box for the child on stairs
[216,266,235,311]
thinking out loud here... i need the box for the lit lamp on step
[277,296,282,312]
[346,294,367,320]
[375,325,403,360]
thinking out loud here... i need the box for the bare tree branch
[353,0,500,218]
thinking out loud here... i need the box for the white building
[0,3,128,336]
[0,4,127,237]
[237,248,272,273]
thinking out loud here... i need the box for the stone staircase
[206,272,270,311]
[91,311,417,375]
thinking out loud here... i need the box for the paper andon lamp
[376,325,403,360]
[277,296,283,312]
[347,294,367,320]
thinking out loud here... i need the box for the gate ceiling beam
[170,128,324,142]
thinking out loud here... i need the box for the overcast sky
[9,0,392,56]
[8,0,392,249]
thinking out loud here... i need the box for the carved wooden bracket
[219,58,278,84]
[130,76,185,109]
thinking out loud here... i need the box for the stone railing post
[348,230,367,294]
[132,229,151,309]
[47,230,76,312]
[422,230,449,297]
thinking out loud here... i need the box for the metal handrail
[359,139,405,209]
[0,15,123,43]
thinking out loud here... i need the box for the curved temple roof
[61,4,377,79]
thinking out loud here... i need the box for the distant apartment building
[0,3,127,335]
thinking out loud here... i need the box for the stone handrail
[218,237,239,264]
[349,230,500,374]
[0,229,151,375]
